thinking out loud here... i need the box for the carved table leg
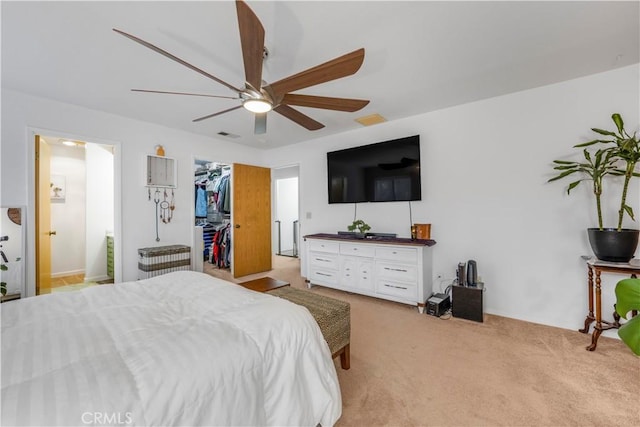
[586,269,603,351]
[613,304,621,328]
[579,265,595,333]
[586,327,602,351]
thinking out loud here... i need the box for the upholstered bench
[269,287,351,370]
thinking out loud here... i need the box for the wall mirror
[1,206,26,298]
[146,155,177,188]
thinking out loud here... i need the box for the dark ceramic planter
[587,228,640,263]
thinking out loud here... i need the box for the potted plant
[549,113,640,262]
[548,147,618,230]
[347,219,371,238]
[615,278,640,356]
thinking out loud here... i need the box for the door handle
[48,231,57,236]
[235,224,240,229]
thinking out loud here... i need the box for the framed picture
[50,175,66,201]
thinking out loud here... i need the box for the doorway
[273,166,300,258]
[192,158,272,279]
[35,134,116,295]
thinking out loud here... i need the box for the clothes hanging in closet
[201,224,216,260]
[216,175,231,214]
[195,184,208,218]
[210,223,231,268]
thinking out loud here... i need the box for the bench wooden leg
[339,344,350,370]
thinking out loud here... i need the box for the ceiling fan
[113,0,369,135]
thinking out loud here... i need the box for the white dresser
[304,234,435,312]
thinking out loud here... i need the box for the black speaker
[457,262,466,286]
[466,260,477,286]
[452,283,484,322]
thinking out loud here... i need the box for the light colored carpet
[50,282,98,292]
[205,256,640,426]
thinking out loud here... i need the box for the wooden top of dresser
[304,233,436,247]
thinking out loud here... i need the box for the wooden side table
[239,277,290,293]
[580,258,640,351]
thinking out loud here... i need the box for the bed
[1,271,342,426]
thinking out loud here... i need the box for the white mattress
[1,271,341,426]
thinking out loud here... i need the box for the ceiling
[2,1,638,149]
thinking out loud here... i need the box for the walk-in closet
[194,160,231,272]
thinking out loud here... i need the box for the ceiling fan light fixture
[243,99,272,113]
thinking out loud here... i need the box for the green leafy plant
[615,278,640,356]
[548,147,618,230]
[575,113,640,231]
[347,219,371,234]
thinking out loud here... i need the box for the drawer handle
[317,272,331,277]
[384,267,408,273]
[384,284,407,290]
[317,258,331,263]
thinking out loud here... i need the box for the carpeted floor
[205,256,640,426]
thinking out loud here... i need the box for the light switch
[306,212,312,219]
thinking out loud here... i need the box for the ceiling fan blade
[236,0,265,91]
[267,48,365,98]
[281,93,369,112]
[254,113,267,134]
[274,104,324,131]
[113,28,242,94]
[193,105,243,123]
[132,89,238,99]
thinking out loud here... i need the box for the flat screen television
[327,135,421,204]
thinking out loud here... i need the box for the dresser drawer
[307,240,339,254]
[309,252,339,270]
[376,279,416,300]
[340,243,375,258]
[375,247,417,263]
[309,268,339,285]
[340,257,374,289]
[376,262,417,283]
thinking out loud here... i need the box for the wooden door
[35,135,52,294]
[232,163,271,277]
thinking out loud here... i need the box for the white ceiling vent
[217,131,240,139]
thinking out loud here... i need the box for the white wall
[85,144,114,281]
[262,64,640,333]
[1,89,262,295]
[49,144,86,277]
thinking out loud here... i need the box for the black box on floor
[452,283,484,322]
[426,293,450,317]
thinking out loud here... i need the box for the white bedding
[1,271,341,426]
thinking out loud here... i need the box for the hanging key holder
[160,189,175,224]
[153,189,161,241]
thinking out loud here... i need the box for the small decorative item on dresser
[347,219,370,238]
[414,223,431,240]
[155,145,165,156]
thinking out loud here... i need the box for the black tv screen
[327,135,421,203]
